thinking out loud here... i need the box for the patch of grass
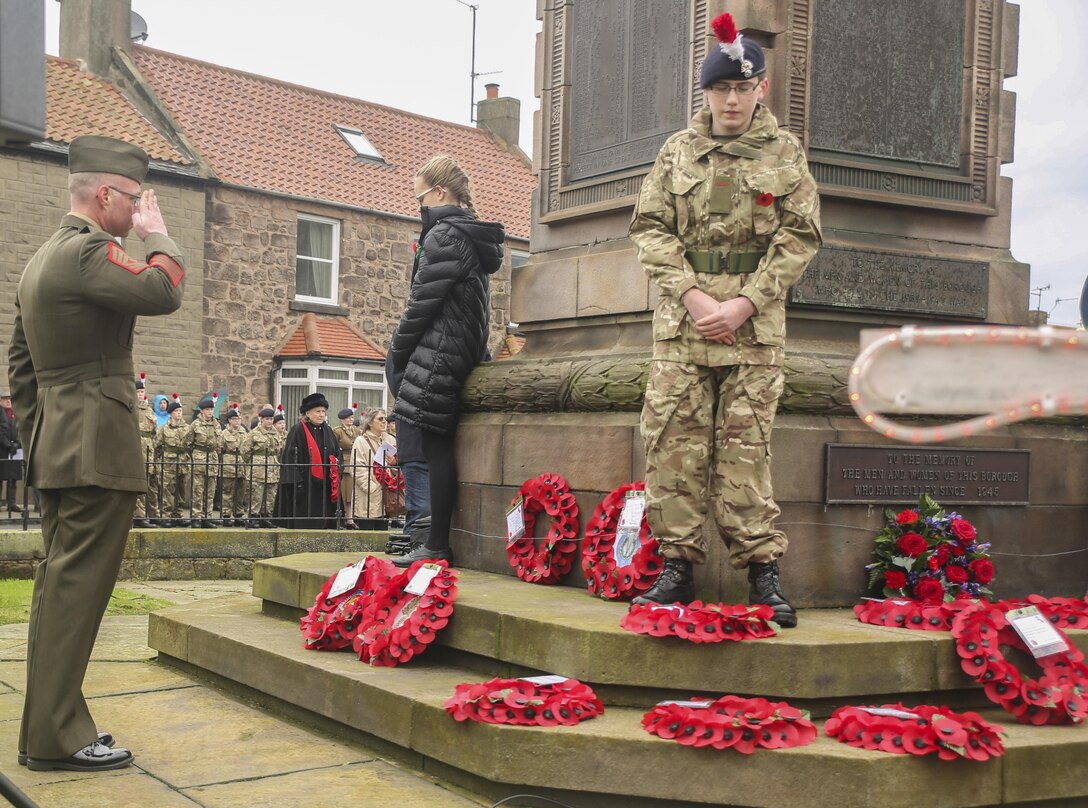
[0,579,174,625]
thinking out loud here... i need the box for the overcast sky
[45,0,1087,326]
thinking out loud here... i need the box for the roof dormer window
[333,124,384,163]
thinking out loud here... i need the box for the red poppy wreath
[855,594,1088,634]
[444,676,604,727]
[300,556,399,651]
[373,464,405,491]
[824,703,1005,761]
[951,601,1088,725]
[506,472,580,584]
[642,696,816,753]
[353,559,459,667]
[581,481,663,600]
[622,601,778,643]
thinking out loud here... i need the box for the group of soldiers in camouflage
[134,376,286,528]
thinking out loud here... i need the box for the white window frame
[295,214,340,305]
[333,123,386,163]
[275,360,387,415]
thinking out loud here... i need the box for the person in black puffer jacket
[389,155,505,567]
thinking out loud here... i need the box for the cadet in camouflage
[156,396,190,526]
[628,13,822,627]
[133,375,159,527]
[189,395,223,527]
[219,404,247,526]
[242,406,283,528]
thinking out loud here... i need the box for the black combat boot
[747,561,797,628]
[630,558,695,606]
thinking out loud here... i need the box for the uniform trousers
[159,459,189,518]
[641,360,788,569]
[190,468,218,519]
[20,486,137,758]
[249,479,275,517]
[220,473,245,519]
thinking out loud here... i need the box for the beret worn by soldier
[198,396,215,410]
[272,412,285,424]
[166,399,183,414]
[68,135,149,184]
[701,13,765,86]
[258,406,275,419]
[337,407,355,420]
[300,392,329,414]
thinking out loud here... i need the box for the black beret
[701,13,765,87]
[258,406,275,418]
[337,407,355,420]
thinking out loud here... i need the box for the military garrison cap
[68,135,149,184]
[701,13,765,87]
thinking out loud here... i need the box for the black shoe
[259,519,276,529]
[174,518,190,528]
[25,737,127,771]
[20,731,114,766]
[392,543,453,568]
[200,519,221,529]
[9,504,21,513]
[132,518,151,528]
[631,558,695,605]
[748,561,798,628]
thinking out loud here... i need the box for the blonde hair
[416,155,476,218]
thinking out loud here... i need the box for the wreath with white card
[581,481,663,600]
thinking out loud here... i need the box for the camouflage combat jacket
[156,420,190,466]
[242,424,283,483]
[220,423,247,478]
[629,105,822,367]
[188,415,222,476]
[137,400,158,465]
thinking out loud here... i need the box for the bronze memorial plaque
[568,0,688,182]
[826,445,1030,506]
[809,0,965,168]
[789,246,989,319]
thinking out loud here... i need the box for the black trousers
[421,430,457,550]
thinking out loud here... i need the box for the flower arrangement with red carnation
[866,495,993,602]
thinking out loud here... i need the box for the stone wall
[202,186,513,402]
[0,149,206,401]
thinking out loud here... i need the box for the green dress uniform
[156,418,191,521]
[242,424,283,522]
[188,411,222,522]
[332,420,359,521]
[134,396,159,520]
[629,103,822,569]
[219,421,248,523]
[6,136,185,762]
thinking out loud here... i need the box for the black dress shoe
[23,735,121,769]
[391,544,453,568]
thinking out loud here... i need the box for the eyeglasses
[107,186,142,207]
[706,81,762,96]
[414,185,438,203]
[374,416,388,421]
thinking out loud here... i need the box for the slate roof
[44,55,189,165]
[131,46,534,239]
[276,313,386,362]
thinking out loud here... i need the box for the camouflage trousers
[248,479,276,517]
[220,475,246,519]
[191,469,219,520]
[641,360,787,569]
[134,468,160,519]
[159,462,189,519]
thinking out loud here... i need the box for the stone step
[251,553,1088,706]
[148,594,1088,808]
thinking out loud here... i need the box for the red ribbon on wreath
[353,559,459,667]
[300,556,399,651]
[951,601,1088,725]
[824,703,1005,760]
[506,473,580,584]
[444,677,604,726]
[641,696,816,753]
[372,464,406,491]
[622,601,778,643]
[581,481,663,600]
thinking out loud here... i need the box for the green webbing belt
[685,249,765,274]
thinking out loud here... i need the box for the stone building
[1,0,534,422]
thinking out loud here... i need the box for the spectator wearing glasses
[627,14,822,626]
[388,156,505,567]
[349,407,396,522]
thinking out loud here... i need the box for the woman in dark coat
[274,393,342,529]
[389,156,505,567]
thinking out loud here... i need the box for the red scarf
[302,422,339,500]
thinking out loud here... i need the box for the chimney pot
[485,83,499,100]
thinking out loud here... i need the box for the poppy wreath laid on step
[824,703,1006,760]
[641,696,817,753]
[581,481,663,601]
[444,677,604,726]
[854,595,1088,633]
[506,473,580,585]
[353,559,458,667]
[951,601,1088,725]
[621,601,778,643]
[300,556,398,651]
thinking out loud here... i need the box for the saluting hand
[131,189,169,240]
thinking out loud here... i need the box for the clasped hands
[681,288,755,345]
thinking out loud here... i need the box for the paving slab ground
[0,580,487,808]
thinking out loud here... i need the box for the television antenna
[453,0,501,122]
